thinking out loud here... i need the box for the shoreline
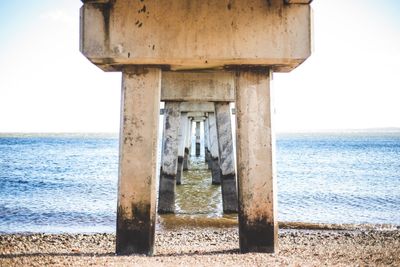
[3,220,399,235]
[1,227,399,266]
[158,216,400,231]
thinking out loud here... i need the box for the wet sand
[1,228,399,266]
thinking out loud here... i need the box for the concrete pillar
[195,121,201,156]
[189,119,193,153]
[204,117,211,165]
[235,69,277,253]
[176,112,188,185]
[215,103,238,213]
[116,67,161,255]
[183,118,191,171]
[157,102,181,214]
[208,113,221,185]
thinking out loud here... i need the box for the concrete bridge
[80,0,313,255]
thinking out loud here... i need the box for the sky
[0,0,399,133]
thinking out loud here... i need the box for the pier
[80,0,313,255]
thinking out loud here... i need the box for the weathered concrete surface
[179,102,215,113]
[187,112,207,119]
[235,68,277,253]
[183,118,192,171]
[162,72,234,101]
[284,0,313,4]
[215,103,238,213]
[116,67,161,255]
[207,113,220,185]
[204,117,210,164]
[80,0,312,72]
[176,113,188,185]
[195,121,201,156]
[158,102,181,214]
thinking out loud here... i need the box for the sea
[0,131,399,233]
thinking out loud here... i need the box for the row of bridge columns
[116,68,276,255]
[158,103,238,214]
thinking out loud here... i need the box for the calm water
[0,132,399,233]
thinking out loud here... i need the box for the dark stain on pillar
[176,156,184,185]
[93,1,114,51]
[158,170,176,214]
[165,113,171,129]
[211,157,221,185]
[239,214,277,253]
[221,173,238,213]
[206,149,212,170]
[116,203,154,255]
[204,147,209,163]
[138,5,146,13]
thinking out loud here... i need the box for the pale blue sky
[0,0,399,133]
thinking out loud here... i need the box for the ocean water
[0,132,399,233]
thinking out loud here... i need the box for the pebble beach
[1,228,399,266]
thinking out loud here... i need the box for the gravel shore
[1,228,399,266]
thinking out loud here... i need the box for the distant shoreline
[0,132,119,138]
[277,127,400,135]
[1,127,400,137]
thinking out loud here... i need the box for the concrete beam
[235,68,277,253]
[81,0,109,3]
[192,117,207,122]
[284,0,313,4]
[161,72,234,102]
[179,102,215,113]
[187,112,207,118]
[116,67,161,255]
[80,0,312,72]
[158,102,181,214]
[160,102,216,115]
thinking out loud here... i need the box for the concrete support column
[158,102,181,214]
[176,112,188,185]
[189,119,193,153]
[235,69,277,253]
[183,118,192,171]
[208,113,221,184]
[195,121,201,156]
[116,67,161,255]
[204,117,211,165]
[215,103,238,213]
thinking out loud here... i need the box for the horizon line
[1,127,400,136]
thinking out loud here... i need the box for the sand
[1,228,399,266]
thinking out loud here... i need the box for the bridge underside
[80,0,313,256]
